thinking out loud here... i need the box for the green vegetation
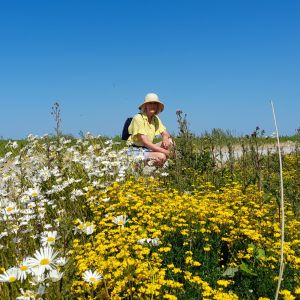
[0,112,299,299]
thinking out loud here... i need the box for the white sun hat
[138,93,165,113]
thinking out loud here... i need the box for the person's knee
[157,152,167,162]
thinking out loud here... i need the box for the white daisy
[26,187,40,198]
[137,238,147,245]
[82,270,103,284]
[20,194,31,204]
[40,231,59,246]
[82,224,95,235]
[44,224,52,230]
[27,202,36,209]
[17,258,31,281]
[3,201,18,215]
[75,221,95,235]
[16,288,37,300]
[48,269,63,282]
[29,272,46,285]
[137,237,160,246]
[27,246,59,275]
[112,215,128,228]
[55,257,67,266]
[0,267,19,283]
[0,230,8,239]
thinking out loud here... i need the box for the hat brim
[139,101,164,113]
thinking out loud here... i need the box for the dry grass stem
[271,100,285,300]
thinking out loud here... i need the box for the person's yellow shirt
[128,113,166,146]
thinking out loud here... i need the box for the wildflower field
[1,117,300,299]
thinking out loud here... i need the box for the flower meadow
[0,132,300,299]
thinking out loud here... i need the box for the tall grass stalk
[272,101,285,300]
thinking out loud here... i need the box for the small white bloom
[29,272,46,285]
[55,257,67,266]
[48,269,63,282]
[0,267,19,283]
[40,231,59,246]
[16,288,37,300]
[17,258,31,281]
[142,165,156,175]
[26,187,40,198]
[137,238,160,246]
[137,238,147,245]
[82,270,103,284]
[3,201,18,215]
[82,224,95,235]
[112,215,128,228]
[0,231,8,239]
[12,141,19,148]
[44,224,52,230]
[27,202,36,209]
[20,194,31,204]
[150,238,160,246]
[102,197,111,202]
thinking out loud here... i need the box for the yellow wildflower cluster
[70,177,300,299]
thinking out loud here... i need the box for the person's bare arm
[161,130,171,149]
[137,134,170,156]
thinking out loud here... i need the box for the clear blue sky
[1,0,300,139]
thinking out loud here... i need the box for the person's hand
[161,137,170,149]
[163,148,170,157]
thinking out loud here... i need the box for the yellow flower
[163,294,178,300]
[203,245,211,252]
[279,290,295,300]
[217,279,234,287]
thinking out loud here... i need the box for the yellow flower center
[40,258,50,265]
[20,265,28,271]
[9,276,17,282]
[90,277,97,283]
[7,207,13,212]
[47,237,55,242]
[31,192,38,197]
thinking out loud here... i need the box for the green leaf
[248,243,256,251]
[240,262,257,276]
[256,248,266,259]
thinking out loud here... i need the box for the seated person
[128,92,173,165]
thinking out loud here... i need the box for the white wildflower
[102,197,111,202]
[137,238,160,247]
[112,215,128,228]
[55,257,67,266]
[27,246,59,275]
[16,288,37,300]
[0,267,19,283]
[17,258,31,281]
[40,231,59,246]
[82,270,103,284]
[48,269,63,282]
